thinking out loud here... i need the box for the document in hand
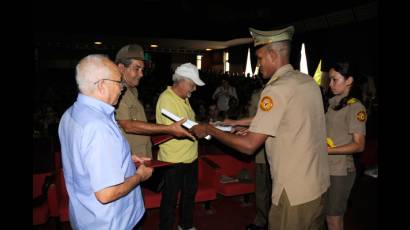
[151,134,173,145]
[135,160,174,168]
[161,108,211,140]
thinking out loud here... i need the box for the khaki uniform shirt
[249,64,330,206]
[249,88,267,164]
[326,94,367,176]
[115,87,152,157]
[155,86,198,163]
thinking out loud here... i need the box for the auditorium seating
[142,157,219,209]
[202,154,255,198]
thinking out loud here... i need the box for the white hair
[172,73,189,83]
[75,54,113,94]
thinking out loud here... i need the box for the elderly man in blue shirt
[58,54,153,229]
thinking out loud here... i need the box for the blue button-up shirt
[58,94,144,230]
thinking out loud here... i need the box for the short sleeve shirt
[155,86,198,163]
[249,64,330,206]
[326,95,367,175]
[249,88,267,164]
[58,94,144,229]
[115,87,152,157]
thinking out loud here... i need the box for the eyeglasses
[94,78,126,88]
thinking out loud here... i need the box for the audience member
[212,78,238,112]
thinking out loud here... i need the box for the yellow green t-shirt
[155,86,198,163]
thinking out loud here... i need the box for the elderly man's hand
[132,155,151,163]
[190,124,208,139]
[170,118,196,140]
[136,164,153,182]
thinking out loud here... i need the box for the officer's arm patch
[356,110,367,122]
[260,96,273,111]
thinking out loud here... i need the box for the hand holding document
[132,155,151,163]
[135,159,174,168]
[161,109,211,140]
[210,121,233,132]
[161,109,233,140]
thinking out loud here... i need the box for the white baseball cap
[173,63,205,86]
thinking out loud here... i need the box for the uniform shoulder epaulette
[266,75,279,86]
[347,98,358,105]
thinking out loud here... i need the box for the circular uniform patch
[356,111,367,122]
[260,96,273,111]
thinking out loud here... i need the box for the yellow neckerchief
[347,97,358,105]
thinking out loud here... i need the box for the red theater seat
[142,158,218,209]
[143,188,162,209]
[55,168,69,222]
[33,172,57,225]
[202,154,255,197]
[195,157,218,203]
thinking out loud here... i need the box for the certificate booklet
[151,135,173,145]
[135,160,174,168]
[160,108,232,139]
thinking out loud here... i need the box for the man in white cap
[191,26,330,230]
[115,44,194,163]
[155,63,205,230]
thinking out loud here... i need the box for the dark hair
[329,61,362,111]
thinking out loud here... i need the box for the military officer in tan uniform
[222,81,272,230]
[115,44,194,161]
[325,61,366,230]
[191,26,330,230]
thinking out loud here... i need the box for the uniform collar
[126,85,138,98]
[266,64,294,85]
[330,90,349,105]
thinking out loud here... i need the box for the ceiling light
[205,48,212,51]
[94,41,102,45]
[150,44,159,48]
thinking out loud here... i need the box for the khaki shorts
[325,172,356,216]
[269,190,327,230]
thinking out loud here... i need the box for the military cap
[249,25,295,47]
[115,44,145,62]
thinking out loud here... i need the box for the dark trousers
[159,159,198,230]
[255,163,272,227]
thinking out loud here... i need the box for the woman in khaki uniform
[325,61,367,230]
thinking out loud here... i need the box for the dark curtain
[303,19,378,77]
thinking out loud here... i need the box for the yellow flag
[313,59,322,86]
